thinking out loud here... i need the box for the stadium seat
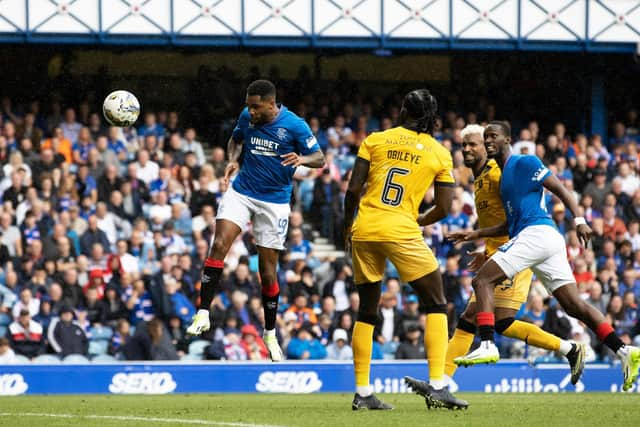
[181,353,203,361]
[188,340,210,356]
[92,354,118,362]
[89,326,114,340]
[63,354,91,364]
[0,313,11,326]
[12,354,31,364]
[32,354,62,364]
[88,339,109,356]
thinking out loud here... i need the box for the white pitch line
[0,412,284,427]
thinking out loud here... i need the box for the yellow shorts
[469,268,533,311]
[351,238,439,284]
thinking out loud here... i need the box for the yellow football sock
[445,328,475,378]
[352,321,374,387]
[503,320,561,351]
[425,313,448,382]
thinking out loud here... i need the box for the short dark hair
[402,89,438,134]
[247,80,276,100]
[488,120,511,138]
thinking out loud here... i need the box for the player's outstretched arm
[543,174,592,246]
[344,157,370,252]
[417,183,454,226]
[446,222,509,244]
[280,150,325,168]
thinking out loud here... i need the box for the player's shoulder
[279,106,311,131]
[279,105,304,123]
[359,129,389,147]
[485,158,502,178]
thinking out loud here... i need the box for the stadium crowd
[0,81,639,364]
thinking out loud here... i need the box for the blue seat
[89,326,114,340]
[88,340,109,356]
[0,325,7,338]
[0,313,11,326]
[12,354,31,364]
[32,354,61,364]
[63,354,91,364]
[92,354,117,362]
[181,353,203,361]
[188,339,210,356]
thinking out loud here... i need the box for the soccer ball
[102,90,140,127]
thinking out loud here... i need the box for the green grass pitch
[0,393,638,427]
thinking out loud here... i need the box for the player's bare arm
[542,174,592,246]
[222,136,243,187]
[343,156,370,252]
[467,248,487,272]
[446,221,509,244]
[417,183,455,226]
[280,150,325,168]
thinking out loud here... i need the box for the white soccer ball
[102,90,140,127]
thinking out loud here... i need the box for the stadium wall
[0,361,637,395]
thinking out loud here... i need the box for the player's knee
[356,311,378,326]
[471,274,492,291]
[424,304,447,314]
[495,317,515,335]
[211,237,230,257]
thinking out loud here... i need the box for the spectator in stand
[0,337,16,364]
[286,323,327,360]
[164,278,195,328]
[517,293,547,327]
[395,324,425,360]
[181,128,206,166]
[101,284,129,327]
[375,292,402,356]
[286,292,318,327]
[311,168,341,241]
[108,318,130,358]
[602,205,627,242]
[138,112,165,145]
[123,318,178,361]
[240,324,269,360]
[47,306,89,357]
[583,169,611,210]
[12,288,39,320]
[8,309,45,359]
[326,328,353,360]
[80,215,110,256]
[287,227,314,262]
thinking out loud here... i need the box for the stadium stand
[0,77,638,365]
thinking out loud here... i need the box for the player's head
[460,124,486,168]
[484,120,511,158]
[246,79,277,125]
[400,89,437,134]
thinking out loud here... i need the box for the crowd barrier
[0,361,637,395]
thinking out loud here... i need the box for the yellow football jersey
[474,159,509,256]
[352,127,455,242]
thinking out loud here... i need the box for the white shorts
[490,224,575,293]
[216,187,290,250]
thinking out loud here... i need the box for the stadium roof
[0,0,638,53]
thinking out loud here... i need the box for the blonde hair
[460,124,485,140]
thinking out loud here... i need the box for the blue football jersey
[499,154,557,237]
[231,106,320,204]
